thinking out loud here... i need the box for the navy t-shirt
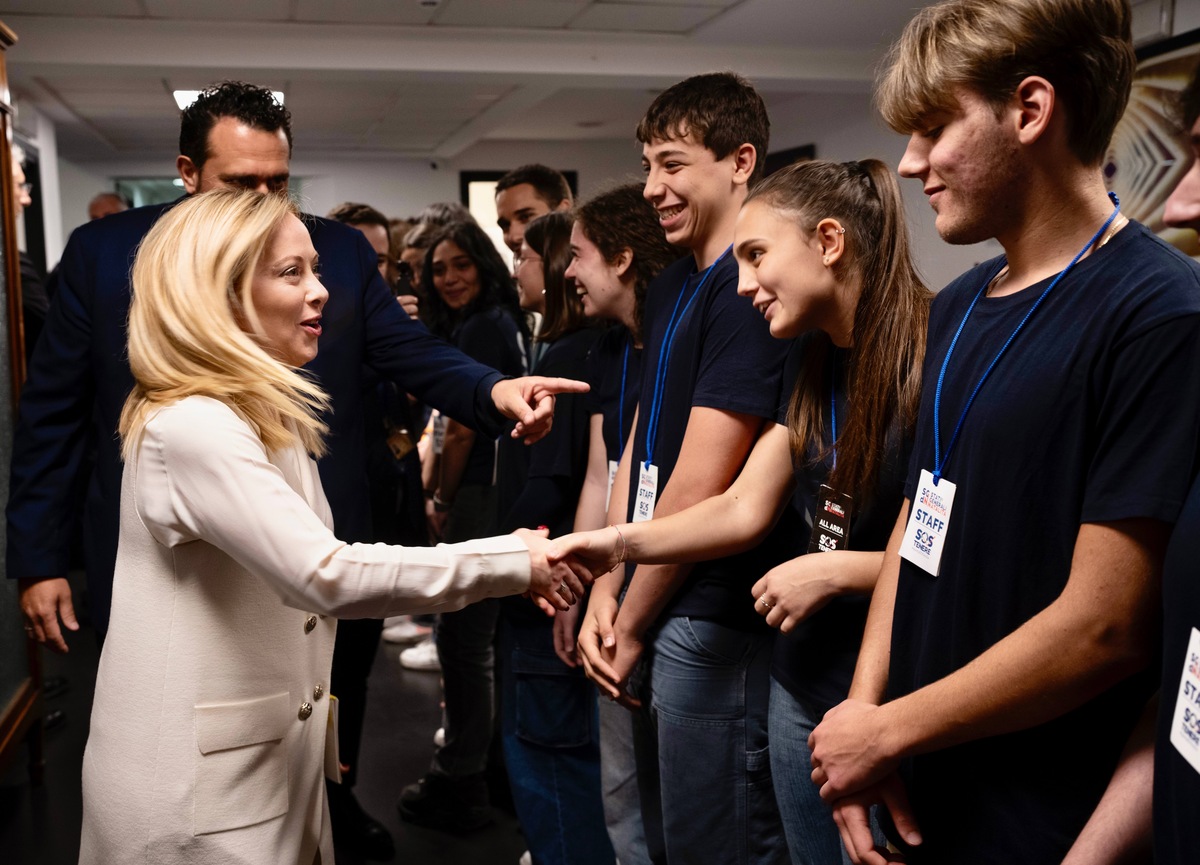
[497,326,601,533]
[451,306,527,486]
[624,252,794,630]
[771,338,911,713]
[888,223,1200,863]
[1155,472,1200,865]
[585,324,642,463]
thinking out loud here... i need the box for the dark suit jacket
[7,201,506,635]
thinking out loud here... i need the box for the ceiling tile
[435,0,589,29]
[142,0,292,21]
[0,0,143,14]
[292,0,439,25]
[569,2,719,33]
[487,87,649,139]
[603,0,735,6]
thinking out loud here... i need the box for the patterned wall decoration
[1108,26,1200,256]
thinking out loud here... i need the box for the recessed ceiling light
[173,89,285,110]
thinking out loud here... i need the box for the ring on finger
[758,594,773,610]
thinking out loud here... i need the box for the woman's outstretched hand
[514,527,594,613]
[547,526,624,580]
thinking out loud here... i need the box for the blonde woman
[79,189,585,865]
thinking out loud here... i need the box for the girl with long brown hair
[552,158,930,864]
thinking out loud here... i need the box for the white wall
[1175,0,1200,35]
[291,137,643,219]
[55,95,986,287]
[13,103,66,265]
[56,157,114,247]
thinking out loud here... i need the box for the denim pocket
[512,646,596,749]
[680,617,754,666]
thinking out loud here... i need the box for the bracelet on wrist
[607,524,627,574]
[432,493,455,513]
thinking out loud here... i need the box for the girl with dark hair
[402,220,531,832]
[557,183,679,865]
[494,211,612,865]
[553,159,931,865]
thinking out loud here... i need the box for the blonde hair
[877,0,1134,166]
[119,189,329,460]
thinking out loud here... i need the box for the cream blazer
[79,396,530,865]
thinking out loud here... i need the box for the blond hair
[877,0,1134,166]
[120,189,329,461]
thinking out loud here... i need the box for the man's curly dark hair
[179,81,293,172]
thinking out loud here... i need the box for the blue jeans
[599,696,652,865]
[498,618,615,865]
[768,679,886,865]
[634,617,788,865]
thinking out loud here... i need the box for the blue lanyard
[618,335,631,446]
[830,353,838,470]
[644,246,732,465]
[932,193,1121,484]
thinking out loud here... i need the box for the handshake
[512,525,624,616]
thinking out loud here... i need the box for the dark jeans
[432,484,500,779]
[769,679,885,865]
[498,618,614,865]
[634,617,788,865]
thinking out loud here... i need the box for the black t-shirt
[497,326,601,625]
[771,339,910,713]
[585,325,642,463]
[1155,472,1200,865]
[889,223,1200,863]
[624,252,794,630]
[451,306,527,486]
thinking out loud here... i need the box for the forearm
[877,520,1163,760]
[847,506,907,702]
[619,491,776,566]
[436,420,477,503]
[616,408,766,637]
[1061,695,1156,865]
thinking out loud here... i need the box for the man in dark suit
[9,81,581,860]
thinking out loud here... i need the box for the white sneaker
[399,638,441,672]
[382,616,432,644]
[433,727,445,748]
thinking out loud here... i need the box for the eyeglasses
[514,253,542,269]
[18,182,33,195]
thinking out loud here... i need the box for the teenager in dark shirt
[807,3,1200,863]
[494,211,611,865]
[575,72,793,865]
[555,159,930,865]
[557,184,678,865]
